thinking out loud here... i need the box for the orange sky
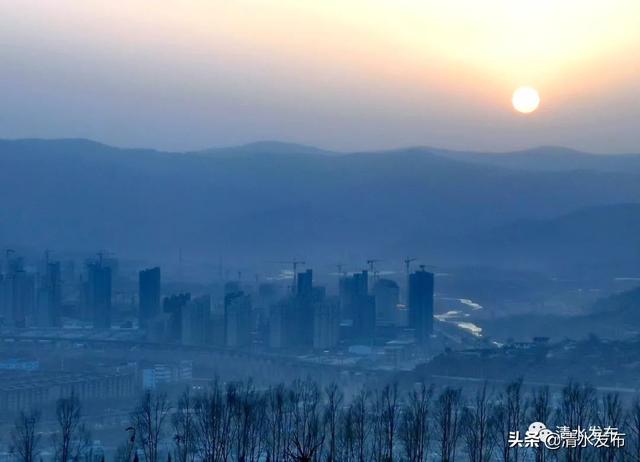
[0,0,638,152]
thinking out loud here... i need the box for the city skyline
[2,3,640,459]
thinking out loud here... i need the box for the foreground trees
[8,393,93,462]
[9,409,41,462]
[131,391,172,462]
[123,379,638,462]
[53,393,92,462]
[7,378,640,462]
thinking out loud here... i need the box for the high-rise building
[0,260,35,328]
[163,293,191,342]
[267,269,330,350]
[182,295,211,346]
[295,269,315,346]
[297,269,313,298]
[374,278,399,326]
[268,300,288,349]
[255,282,281,342]
[87,261,112,328]
[340,270,374,340]
[356,295,375,340]
[408,268,434,343]
[339,270,368,319]
[139,267,161,328]
[225,291,252,348]
[37,261,62,327]
[313,297,340,350]
[257,282,280,309]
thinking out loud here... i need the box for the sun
[512,86,540,114]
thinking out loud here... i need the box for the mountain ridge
[1,138,640,274]
[2,137,639,161]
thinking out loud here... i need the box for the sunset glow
[1,0,639,151]
[512,87,540,114]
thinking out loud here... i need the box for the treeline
[7,378,640,462]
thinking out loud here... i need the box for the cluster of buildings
[0,367,137,412]
[140,264,435,352]
[141,360,193,390]
[1,251,436,354]
[0,253,63,328]
[0,252,118,329]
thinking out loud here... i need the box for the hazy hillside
[1,139,640,273]
[484,284,640,340]
[591,285,640,317]
[430,145,640,173]
[193,141,340,157]
[467,203,640,274]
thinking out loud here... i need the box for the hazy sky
[1,0,639,153]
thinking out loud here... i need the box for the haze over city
[1,2,640,462]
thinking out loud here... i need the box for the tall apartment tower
[87,261,112,328]
[408,267,434,343]
[37,261,62,327]
[225,291,252,348]
[139,267,161,328]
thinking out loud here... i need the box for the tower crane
[404,257,417,275]
[270,259,306,293]
[366,259,380,273]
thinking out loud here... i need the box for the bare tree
[628,397,640,462]
[53,392,90,462]
[131,390,171,462]
[462,383,497,462]
[435,387,462,462]
[288,379,325,462]
[495,379,524,462]
[558,381,596,462]
[527,386,552,462]
[595,392,626,462]
[228,379,266,462]
[399,383,433,462]
[10,409,42,462]
[381,383,401,462]
[324,383,344,462]
[173,389,198,462]
[371,383,401,462]
[195,379,234,462]
[371,389,385,462]
[336,406,353,462]
[348,388,370,462]
[264,383,292,462]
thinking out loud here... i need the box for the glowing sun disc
[512,86,540,114]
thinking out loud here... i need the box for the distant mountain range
[1,138,639,275]
[427,145,640,173]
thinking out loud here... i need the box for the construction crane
[336,263,347,277]
[270,260,306,293]
[404,257,417,275]
[366,259,380,273]
[402,257,418,305]
[366,259,381,284]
